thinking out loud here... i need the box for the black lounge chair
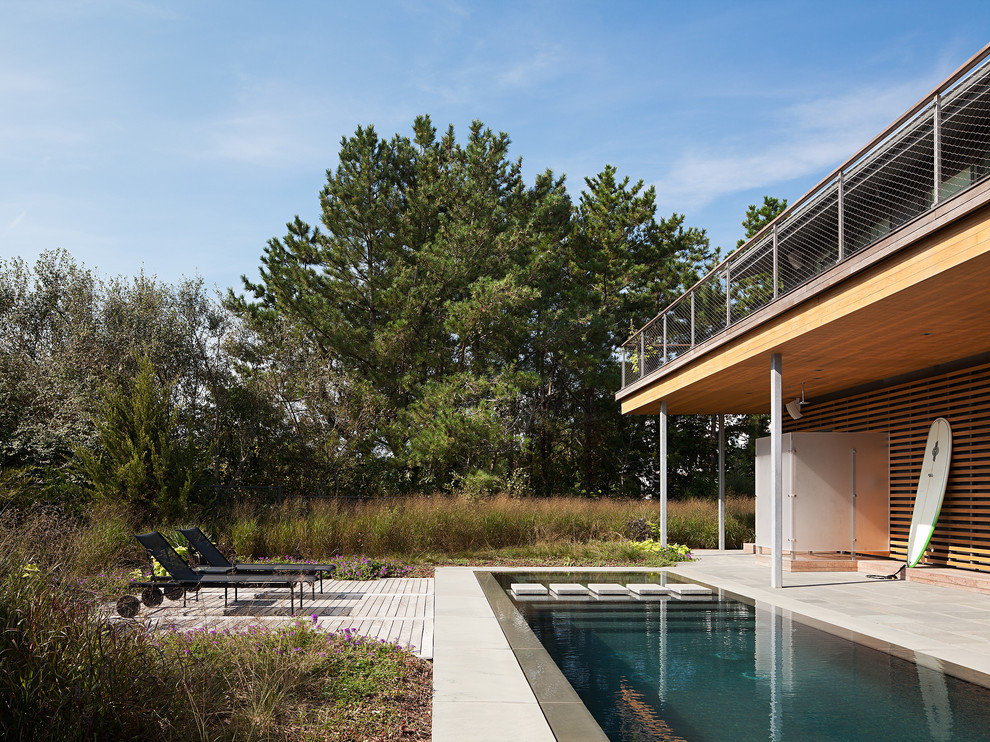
[131,532,315,613]
[178,526,336,592]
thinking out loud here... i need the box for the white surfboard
[906,418,952,567]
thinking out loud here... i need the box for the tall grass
[0,510,182,738]
[666,497,755,549]
[0,506,431,740]
[222,496,755,559]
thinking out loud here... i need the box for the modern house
[616,44,990,588]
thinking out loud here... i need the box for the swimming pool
[489,572,990,742]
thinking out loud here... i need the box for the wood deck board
[122,579,435,658]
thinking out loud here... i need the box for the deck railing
[620,45,990,390]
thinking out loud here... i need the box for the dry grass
[225,495,755,560]
[0,506,431,741]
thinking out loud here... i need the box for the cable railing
[621,44,990,391]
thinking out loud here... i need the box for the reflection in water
[512,586,989,742]
[617,679,687,742]
[919,663,953,742]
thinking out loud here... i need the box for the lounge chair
[178,526,336,592]
[130,532,315,613]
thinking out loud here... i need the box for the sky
[3,1,990,294]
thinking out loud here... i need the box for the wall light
[786,382,809,420]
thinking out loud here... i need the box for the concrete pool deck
[433,552,990,741]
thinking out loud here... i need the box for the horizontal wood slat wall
[784,361,990,572]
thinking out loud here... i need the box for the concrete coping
[476,572,609,742]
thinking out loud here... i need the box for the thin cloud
[3,212,27,236]
[414,34,574,106]
[202,110,326,167]
[496,46,567,89]
[656,79,929,210]
[179,77,341,168]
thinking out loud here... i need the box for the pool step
[587,583,628,595]
[510,583,548,596]
[627,583,670,595]
[509,581,714,600]
[549,583,590,595]
[511,583,638,600]
[666,583,713,595]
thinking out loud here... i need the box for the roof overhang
[617,180,990,415]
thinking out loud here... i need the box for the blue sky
[3,1,989,293]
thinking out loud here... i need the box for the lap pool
[488,572,990,742]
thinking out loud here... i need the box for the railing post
[621,346,626,387]
[662,313,668,363]
[933,94,942,205]
[690,291,696,347]
[725,265,731,327]
[837,172,845,261]
[640,331,646,380]
[772,225,779,299]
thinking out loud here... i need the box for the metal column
[659,400,668,548]
[770,353,783,589]
[718,413,726,551]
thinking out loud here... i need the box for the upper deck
[618,45,990,415]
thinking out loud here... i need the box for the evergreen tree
[73,356,206,519]
[529,166,712,497]
[229,119,717,499]
[736,195,788,247]
[230,117,572,494]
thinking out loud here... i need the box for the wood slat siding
[784,361,990,572]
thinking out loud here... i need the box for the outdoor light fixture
[786,382,809,420]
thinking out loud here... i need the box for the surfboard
[906,418,952,568]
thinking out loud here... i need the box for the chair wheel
[164,585,185,601]
[141,586,164,607]
[116,594,140,617]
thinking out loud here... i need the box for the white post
[718,413,726,551]
[770,353,783,588]
[850,448,857,561]
[659,400,668,548]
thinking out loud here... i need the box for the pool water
[509,584,990,741]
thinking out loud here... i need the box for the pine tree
[230,117,572,493]
[529,166,713,497]
[736,195,788,247]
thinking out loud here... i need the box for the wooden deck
[134,578,435,658]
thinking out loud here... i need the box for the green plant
[631,539,693,562]
[0,556,182,738]
[72,355,208,521]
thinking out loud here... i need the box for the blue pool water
[505,577,990,741]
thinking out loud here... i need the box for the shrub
[0,555,182,738]
[0,538,429,740]
[630,540,693,562]
[623,517,653,541]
